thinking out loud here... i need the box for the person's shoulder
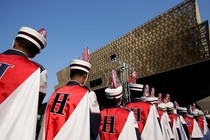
[142,101,153,105]
[121,106,132,112]
[132,100,152,106]
[124,102,131,106]
[31,60,46,71]
[118,107,132,117]
[83,86,90,91]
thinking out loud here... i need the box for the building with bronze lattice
[54,0,210,110]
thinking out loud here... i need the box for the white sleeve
[39,69,47,94]
[88,91,100,113]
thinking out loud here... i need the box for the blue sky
[0,0,209,103]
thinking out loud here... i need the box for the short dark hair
[130,90,142,99]
[70,69,87,78]
[15,37,40,55]
[104,97,122,107]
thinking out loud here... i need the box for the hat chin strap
[11,39,15,48]
[81,74,89,86]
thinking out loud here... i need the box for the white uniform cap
[144,97,158,103]
[191,109,199,116]
[150,97,159,104]
[177,107,188,113]
[158,103,167,111]
[166,102,174,111]
[16,27,47,50]
[128,83,144,91]
[70,59,91,73]
[198,110,204,116]
[205,114,210,119]
[105,86,123,99]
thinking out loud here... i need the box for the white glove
[39,69,47,94]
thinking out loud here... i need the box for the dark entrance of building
[95,60,210,110]
[138,60,210,109]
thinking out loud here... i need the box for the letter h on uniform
[0,62,14,79]
[50,93,70,115]
[131,108,141,121]
[102,116,116,133]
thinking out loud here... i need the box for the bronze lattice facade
[55,0,210,92]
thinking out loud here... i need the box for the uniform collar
[2,49,28,58]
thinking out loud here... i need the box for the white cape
[118,111,138,140]
[141,104,163,140]
[0,69,40,140]
[161,112,174,140]
[191,119,203,138]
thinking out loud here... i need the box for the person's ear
[80,74,86,83]
[82,74,87,79]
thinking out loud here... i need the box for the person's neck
[70,79,84,86]
[70,79,79,83]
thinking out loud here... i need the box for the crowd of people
[0,26,210,140]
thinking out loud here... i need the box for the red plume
[80,47,91,63]
[150,87,155,97]
[158,93,163,104]
[128,70,137,84]
[108,69,121,89]
[164,93,171,103]
[174,101,179,110]
[192,103,196,111]
[143,84,150,97]
[37,28,47,38]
